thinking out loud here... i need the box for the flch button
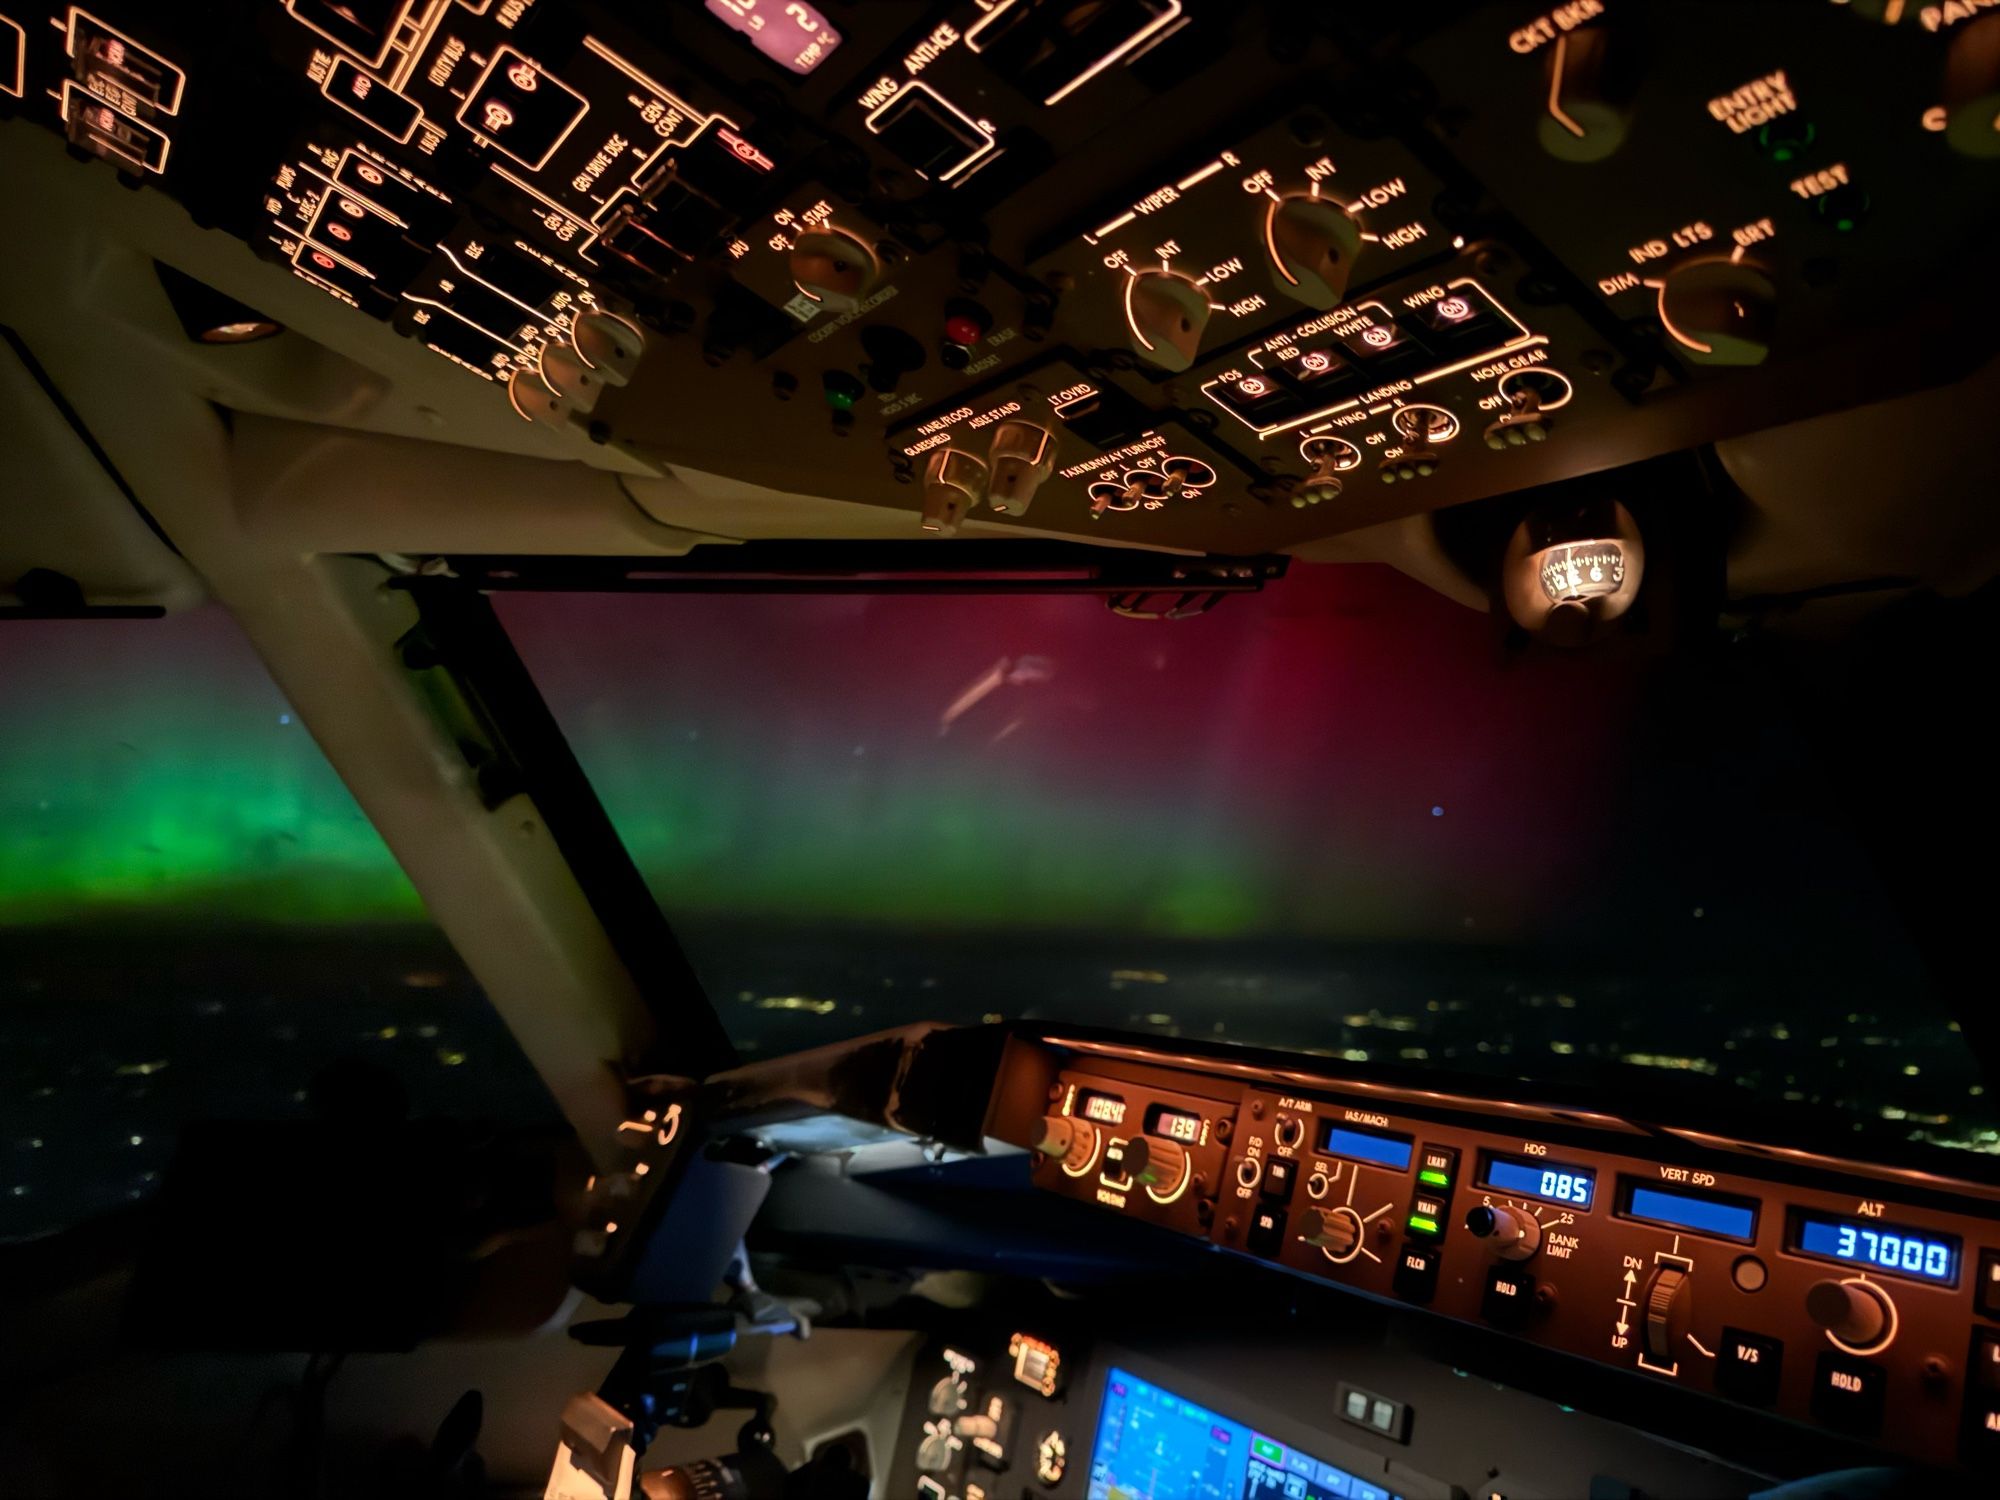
[1393,1243,1440,1303]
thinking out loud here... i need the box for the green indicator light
[1419,1169,1450,1187]
[1251,1438,1284,1464]
[1408,1215,1439,1235]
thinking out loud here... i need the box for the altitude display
[1791,1214,1959,1286]
[1481,1152,1595,1208]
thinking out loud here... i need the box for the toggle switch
[1539,25,1632,162]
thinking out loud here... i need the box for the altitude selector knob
[1465,1203,1543,1260]
[1806,1278,1894,1352]
[1266,194,1364,310]
[1297,1206,1361,1257]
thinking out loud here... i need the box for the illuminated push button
[1417,1145,1459,1190]
[1482,1264,1537,1328]
[1465,1203,1540,1260]
[921,447,988,535]
[1392,1242,1441,1303]
[571,310,645,386]
[1978,1250,2000,1319]
[986,418,1057,517]
[1806,1278,1894,1353]
[1246,1205,1287,1258]
[1944,14,2000,159]
[1123,270,1210,372]
[1811,1351,1887,1435]
[1406,1190,1450,1242]
[1655,258,1776,366]
[1715,1328,1783,1406]
[788,226,882,312]
[1265,194,1364,310]
[821,369,865,411]
[1538,25,1631,163]
[1260,1156,1298,1203]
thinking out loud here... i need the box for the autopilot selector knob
[1265,194,1364,310]
[1465,1203,1542,1260]
[1806,1278,1895,1352]
[1124,270,1210,372]
[1644,1265,1691,1363]
[1034,1114,1099,1174]
[1297,1206,1361,1258]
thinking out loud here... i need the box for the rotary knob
[921,447,988,536]
[986,418,1057,516]
[788,226,882,311]
[1806,1278,1895,1353]
[1123,270,1210,372]
[1465,1203,1542,1261]
[1656,258,1776,366]
[1297,1206,1362,1259]
[1944,15,2000,157]
[1124,1136,1190,1196]
[1644,1265,1691,1363]
[570,309,645,385]
[1265,194,1364,310]
[1033,1114,1100,1174]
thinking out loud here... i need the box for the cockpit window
[0,606,560,1242]
[498,565,1993,1156]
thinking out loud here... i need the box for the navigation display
[1087,1367,1396,1500]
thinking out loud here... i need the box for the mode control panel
[1018,1057,2000,1474]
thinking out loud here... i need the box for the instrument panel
[990,1032,2000,1477]
[4,2,1998,552]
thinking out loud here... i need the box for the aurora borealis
[0,607,419,927]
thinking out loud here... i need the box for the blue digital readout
[1481,1154,1595,1208]
[1087,1367,1399,1500]
[1317,1123,1414,1172]
[1793,1215,1959,1285]
[1626,1184,1757,1243]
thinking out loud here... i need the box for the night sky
[0,567,1990,1241]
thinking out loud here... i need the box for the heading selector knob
[1265,194,1364,310]
[1124,270,1210,372]
[1806,1278,1895,1353]
[1034,1114,1100,1174]
[1465,1203,1543,1260]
